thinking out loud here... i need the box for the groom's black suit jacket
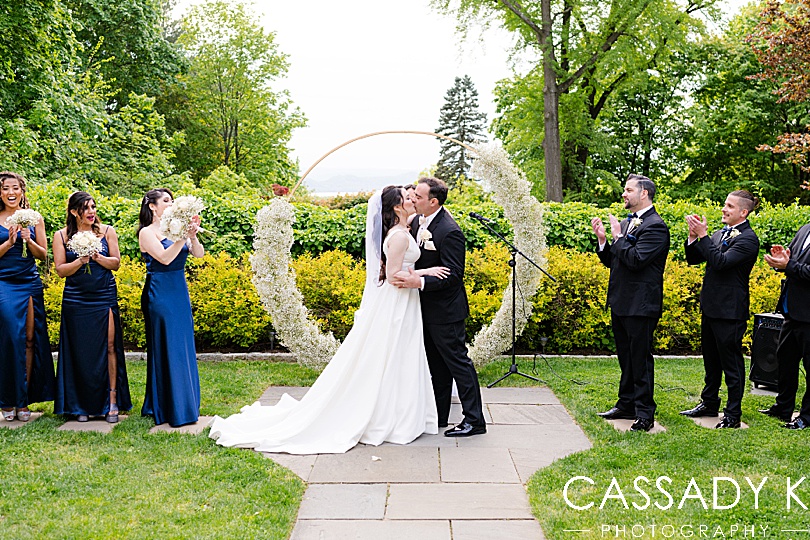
[412,207,469,325]
[596,208,670,317]
[684,220,759,321]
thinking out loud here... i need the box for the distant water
[303,168,423,195]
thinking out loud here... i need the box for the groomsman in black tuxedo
[761,223,810,429]
[679,190,760,429]
[591,174,670,432]
[391,177,486,437]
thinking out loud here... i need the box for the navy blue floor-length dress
[0,225,54,408]
[141,239,200,427]
[54,229,131,417]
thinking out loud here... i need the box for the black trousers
[699,316,747,418]
[612,313,659,420]
[774,318,810,421]
[423,320,485,427]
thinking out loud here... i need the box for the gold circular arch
[290,130,476,196]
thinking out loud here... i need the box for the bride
[209,185,447,454]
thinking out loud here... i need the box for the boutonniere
[728,229,740,239]
[419,229,435,250]
[628,217,643,231]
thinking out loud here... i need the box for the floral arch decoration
[250,131,548,367]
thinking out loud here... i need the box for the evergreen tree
[435,75,487,188]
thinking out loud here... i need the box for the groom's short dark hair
[418,177,448,206]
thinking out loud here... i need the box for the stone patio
[259,386,593,540]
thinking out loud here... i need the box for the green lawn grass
[0,359,319,540]
[484,356,810,539]
[8,356,808,538]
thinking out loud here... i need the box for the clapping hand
[607,214,622,240]
[5,224,20,247]
[685,214,708,241]
[188,215,201,239]
[591,217,607,244]
[765,244,790,270]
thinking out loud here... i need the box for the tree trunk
[542,0,563,202]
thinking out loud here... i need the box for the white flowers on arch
[250,141,548,367]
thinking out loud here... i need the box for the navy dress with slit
[54,228,131,417]
[141,238,200,427]
[0,225,54,408]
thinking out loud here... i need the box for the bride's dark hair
[379,185,403,283]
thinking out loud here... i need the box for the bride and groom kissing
[209,177,487,454]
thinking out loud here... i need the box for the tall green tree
[671,4,810,203]
[748,0,810,184]
[588,54,694,201]
[434,0,721,201]
[167,0,305,189]
[66,0,186,109]
[435,75,488,188]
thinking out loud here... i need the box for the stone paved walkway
[0,386,592,539]
[259,386,592,540]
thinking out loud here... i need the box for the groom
[391,177,486,437]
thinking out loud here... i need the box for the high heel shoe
[16,408,31,422]
[2,409,15,422]
[106,389,119,424]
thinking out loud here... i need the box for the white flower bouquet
[7,209,42,257]
[160,195,205,242]
[67,231,103,273]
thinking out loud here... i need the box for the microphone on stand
[469,212,494,223]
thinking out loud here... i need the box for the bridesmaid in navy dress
[138,188,204,427]
[0,171,54,422]
[53,191,132,423]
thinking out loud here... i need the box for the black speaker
[749,313,783,388]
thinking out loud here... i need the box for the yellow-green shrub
[42,256,146,348]
[292,250,365,340]
[656,259,703,352]
[37,244,788,354]
[115,256,147,347]
[465,243,510,341]
[522,246,613,352]
[187,253,273,348]
[42,270,65,346]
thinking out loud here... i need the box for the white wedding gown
[209,228,438,454]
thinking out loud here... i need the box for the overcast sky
[178,0,755,189]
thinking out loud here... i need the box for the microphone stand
[469,214,555,387]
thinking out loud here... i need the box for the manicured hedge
[28,179,810,262]
[28,178,799,353]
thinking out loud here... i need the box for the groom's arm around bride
[391,177,486,437]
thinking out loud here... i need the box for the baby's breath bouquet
[7,209,42,257]
[67,231,103,274]
[160,195,205,242]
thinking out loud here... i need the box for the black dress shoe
[759,407,793,423]
[784,417,809,430]
[597,407,635,420]
[715,416,741,429]
[629,418,654,432]
[679,403,719,418]
[444,422,486,437]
